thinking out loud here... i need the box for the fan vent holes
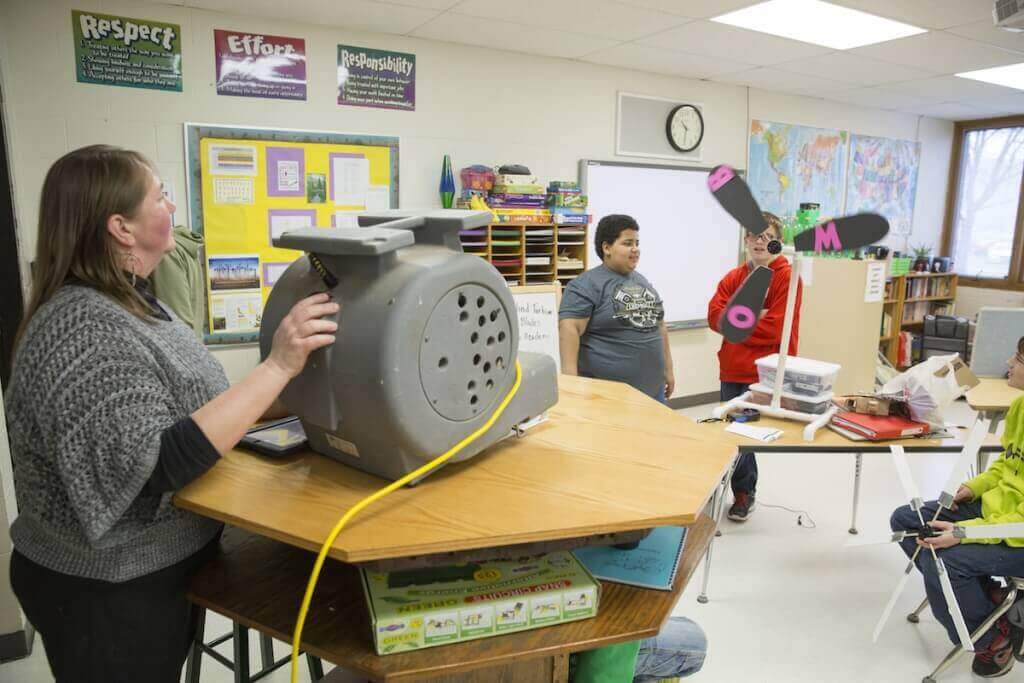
[470,395,478,406]
[473,354,481,366]
[438,357,448,369]
[471,332,479,344]
[483,361,491,374]
[476,296,485,309]
[486,336,495,348]
[459,310,469,323]
[498,331,506,343]
[486,379,494,390]
[496,357,504,369]
[478,315,486,328]
[468,380,476,391]
[458,293,467,308]
[490,309,499,322]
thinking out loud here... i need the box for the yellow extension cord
[290,360,523,682]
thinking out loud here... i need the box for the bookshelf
[459,222,589,287]
[878,272,958,366]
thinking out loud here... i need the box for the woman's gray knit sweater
[5,285,227,582]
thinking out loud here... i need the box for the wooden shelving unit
[879,271,958,366]
[459,222,589,287]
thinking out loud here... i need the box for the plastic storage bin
[748,383,834,414]
[755,354,841,397]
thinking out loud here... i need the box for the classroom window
[942,116,1024,289]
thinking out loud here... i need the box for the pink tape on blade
[726,305,755,329]
[814,221,842,252]
[707,166,735,192]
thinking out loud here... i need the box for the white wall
[0,0,954,395]
[956,285,1024,320]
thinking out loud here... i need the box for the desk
[691,415,1003,602]
[188,519,715,682]
[967,378,1021,469]
[176,376,735,679]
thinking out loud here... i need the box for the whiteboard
[510,285,560,373]
[580,160,743,328]
[971,307,1024,377]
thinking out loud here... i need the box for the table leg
[697,455,738,604]
[233,623,250,683]
[849,452,863,535]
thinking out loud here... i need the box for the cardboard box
[361,551,600,655]
[836,394,892,416]
[934,356,980,391]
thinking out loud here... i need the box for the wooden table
[690,414,1003,603]
[187,519,715,682]
[966,377,1021,416]
[176,376,735,680]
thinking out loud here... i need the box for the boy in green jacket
[891,337,1024,677]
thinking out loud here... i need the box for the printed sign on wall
[214,29,306,101]
[337,44,415,111]
[72,10,182,91]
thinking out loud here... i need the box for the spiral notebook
[572,526,687,591]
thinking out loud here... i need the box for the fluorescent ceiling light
[711,0,927,50]
[957,63,1024,91]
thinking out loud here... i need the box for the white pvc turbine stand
[711,246,838,441]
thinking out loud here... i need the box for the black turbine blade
[719,266,773,344]
[707,165,768,235]
[793,214,889,252]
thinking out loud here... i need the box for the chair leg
[233,622,251,683]
[184,607,206,683]
[908,597,929,623]
[306,653,325,680]
[922,584,1020,683]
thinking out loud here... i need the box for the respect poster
[337,44,415,111]
[214,29,306,101]
[72,10,182,91]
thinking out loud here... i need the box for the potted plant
[912,244,932,272]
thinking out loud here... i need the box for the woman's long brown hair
[15,145,156,348]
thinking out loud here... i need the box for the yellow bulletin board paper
[185,123,399,344]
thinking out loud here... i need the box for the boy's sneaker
[973,617,1015,678]
[727,492,755,522]
[987,585,1024,662]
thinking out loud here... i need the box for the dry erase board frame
[579,159,745,330]
[184,122,399,344]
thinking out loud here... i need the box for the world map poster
[845,134,920,236]
[748,120,848,220]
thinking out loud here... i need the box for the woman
[5,145,338,682]
[559,214,705,682]
[707,212,802,523]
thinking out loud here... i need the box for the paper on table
[332,156,369,206]
[725,422,783,442]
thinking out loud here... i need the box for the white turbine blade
[957,522,1024,540]
[890,445,923,510]
[939,420,989,506]
[873,561,916,642]
[846,531,909,547]
[936,554,975,652]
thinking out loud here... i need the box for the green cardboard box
[361,551,600,655]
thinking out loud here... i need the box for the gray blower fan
[259,209,558,482]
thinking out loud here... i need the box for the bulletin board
[184,123,399,344]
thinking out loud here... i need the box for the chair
[906,576,1024,683]
[184,606,326,683]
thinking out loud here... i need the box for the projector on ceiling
[995,0,1024,31]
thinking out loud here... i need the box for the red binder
[831,411,930,440]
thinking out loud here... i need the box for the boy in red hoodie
[707,213,802,522]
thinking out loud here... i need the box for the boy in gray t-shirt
[558,214,673,402]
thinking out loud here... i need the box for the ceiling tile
[776,52,938,86]
[969,92,1024,115]
[851,31,1024,74]
[449,0,691,41]
[610,0,760,18]
[828,0,992,30]
[947,20,1024,53]
[712,66,852,96]
[638,20,833,67]
[581,43,755,78]
[820,87,937,110]
[882,75,1024,101]
[897,102,996,120]
[189,0,441,34]
[410,13,619,59]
